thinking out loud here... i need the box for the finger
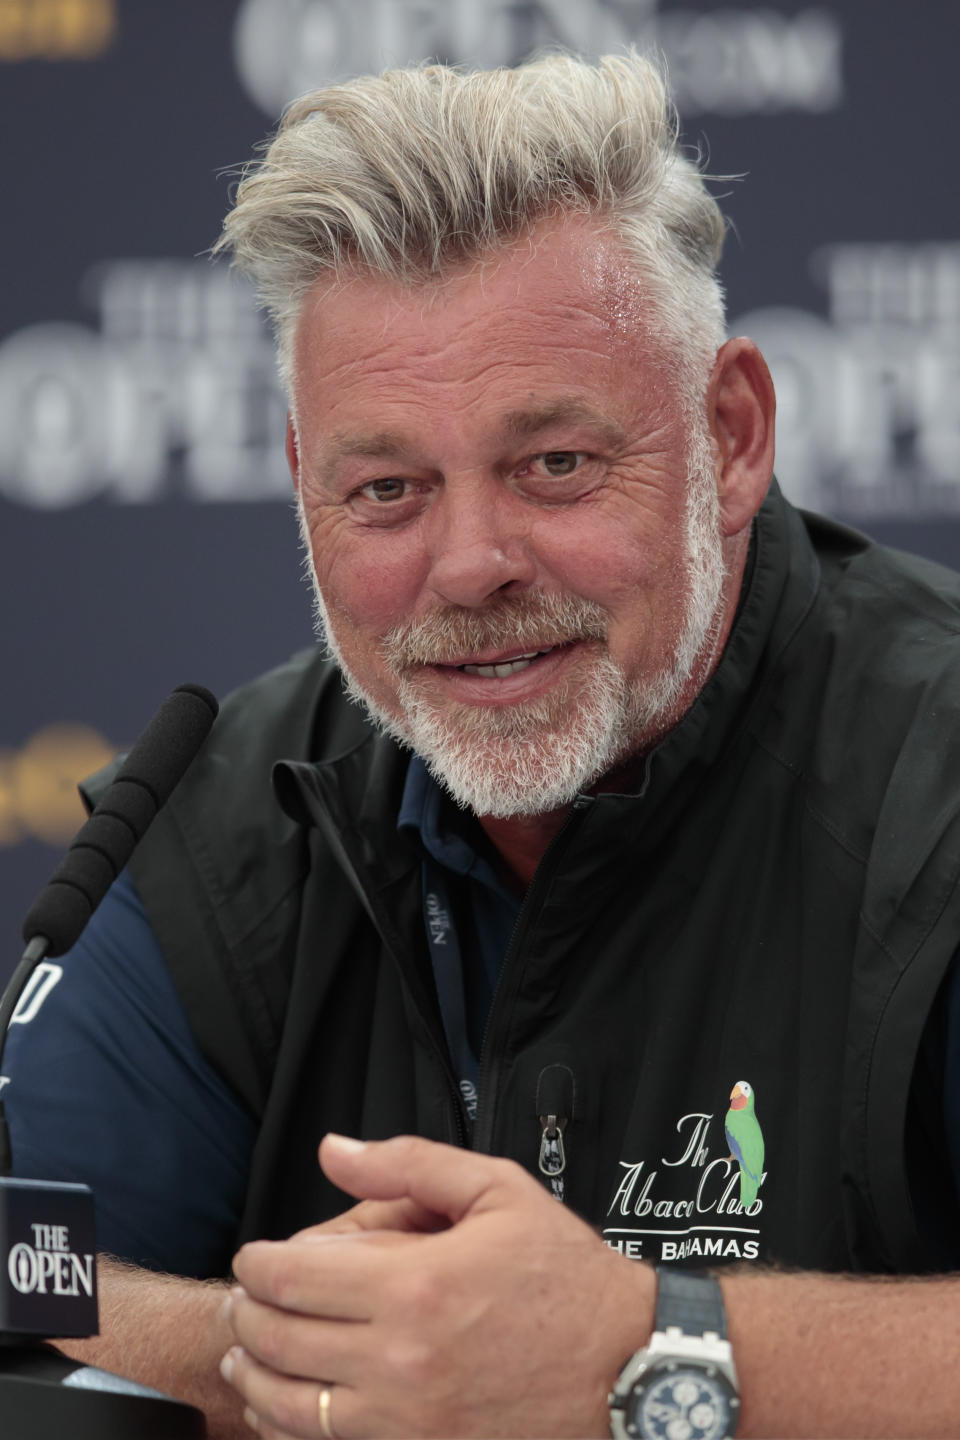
[232,1232,417,1317]
[222,1346,356,1440]
[318,1133,533,1224]
[228,1288,369,1389]
[290,1192,449,1242]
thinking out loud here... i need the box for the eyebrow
[316,429,415,487]
[319,399,627,479]
[500,399,627,448]
[326,429,413,461]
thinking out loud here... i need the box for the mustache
[382,592,609,667]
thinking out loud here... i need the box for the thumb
[318,1133,531,1225]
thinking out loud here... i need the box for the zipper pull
[535,1063,575,1203]
[538,1114,567,1176]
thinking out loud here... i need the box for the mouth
[410,641,583,702]
[456,647,555,678]
[383,595,609,687]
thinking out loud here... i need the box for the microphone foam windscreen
[21,684,218,955]
[94,777,160,841]
[114,684,218,807]
[21,886,93,959]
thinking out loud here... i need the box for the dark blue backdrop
[2,0,958,981]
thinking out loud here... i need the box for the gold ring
[318,1384,336,1440]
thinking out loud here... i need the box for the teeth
[461,649,548,678]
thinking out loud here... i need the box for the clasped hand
[220,1133,652,1439]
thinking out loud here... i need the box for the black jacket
[111,486,960,1275]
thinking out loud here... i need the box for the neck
[477,808,568,893]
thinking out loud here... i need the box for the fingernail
[220,1346,239,1384]
[324,1132,366,1154]
[243,1405,260,1432]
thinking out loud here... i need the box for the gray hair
[216,51,728,400]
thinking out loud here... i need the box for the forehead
[290,218,676,435]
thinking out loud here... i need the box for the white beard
[301,427,725,818]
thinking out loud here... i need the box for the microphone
[0,684,217,1438]
[20,682,219,960]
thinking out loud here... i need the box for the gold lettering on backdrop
[0,725,115,846]
[0,0,116,62]
[0,751,18,845]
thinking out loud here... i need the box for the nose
[423,476,536,608]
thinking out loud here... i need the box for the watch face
[625,1362,738,1440]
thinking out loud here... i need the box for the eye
[530,451,585,477]
[361,477,408,502]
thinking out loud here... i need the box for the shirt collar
[398,755,514,900]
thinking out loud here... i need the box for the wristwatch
[608,1267,740,1440]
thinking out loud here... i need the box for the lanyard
[420,857,479,1121]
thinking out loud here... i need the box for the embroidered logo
[724,1080,765,1210]
[602,1080,768,1264]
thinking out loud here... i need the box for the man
[6,51,960,1440]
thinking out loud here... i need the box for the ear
[706,337,776,538]
[285,412,302,491]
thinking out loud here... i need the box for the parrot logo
[724,1080,765,1210]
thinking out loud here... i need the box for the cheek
[529,504,686,609]
[311,523,429,636]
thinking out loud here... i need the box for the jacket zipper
[350,865,471,1148]
[292,761,591,1157]
[293,769,470,1148]
[536,1062,575,1203]
[472,795,593,1156]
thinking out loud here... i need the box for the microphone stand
[0,685,219,1437]
[0,936,207,1438]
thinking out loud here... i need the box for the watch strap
[654,1267,726,1339]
